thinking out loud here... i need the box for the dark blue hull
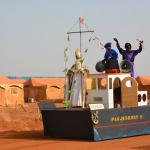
[39,103,150,141]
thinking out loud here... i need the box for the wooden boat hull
[39,103,150,141]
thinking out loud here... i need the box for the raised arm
[130,41,143,62]
[113,38,125,54]
[133,41,143,55]
[137,40,143,53]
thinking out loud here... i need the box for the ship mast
[67,17,94,108]
[67,17,94,56]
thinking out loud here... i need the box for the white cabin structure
[86,73,148,109]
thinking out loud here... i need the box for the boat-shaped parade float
[39,17,150,141]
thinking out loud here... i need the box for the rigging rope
[67,19,79,33]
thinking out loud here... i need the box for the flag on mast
[79,16,85,24]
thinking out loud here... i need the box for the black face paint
[125,43,132,51]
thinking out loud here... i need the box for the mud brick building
[24,77,64,102]
[0,75,24,106]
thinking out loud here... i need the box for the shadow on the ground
[0,130,90,142]
[132,145,150,150]
[0,130,46,140]
[0,130,149,145]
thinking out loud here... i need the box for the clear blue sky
[0,0,149,77]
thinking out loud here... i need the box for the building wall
[0,87,5,106]
[33,87,47,101]
[0,84,24,106]
[24,86,47,102]
[24,86,30,102]
[6,86,24,106]
[46,86,64,101]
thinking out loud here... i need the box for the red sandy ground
[0,104,150,150]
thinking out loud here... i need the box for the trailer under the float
[39,102,150,141]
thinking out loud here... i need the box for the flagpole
[67,17,94,108]
[79,17,82,55]
[79,17,84,108]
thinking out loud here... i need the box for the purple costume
[116,42,143,77]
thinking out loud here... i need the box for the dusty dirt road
[0,104,149,150]
[0,131,150,150]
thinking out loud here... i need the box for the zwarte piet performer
[103,42,120,73]
[114,38,143,77]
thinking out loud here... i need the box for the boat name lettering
[111,115,143,122]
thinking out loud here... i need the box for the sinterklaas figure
[67,48,89,108]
